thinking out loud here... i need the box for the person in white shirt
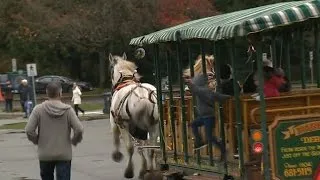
[71,83,85,116]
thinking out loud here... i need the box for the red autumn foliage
[156,0,220,27]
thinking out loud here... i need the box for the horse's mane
[183,54,217,91]
[116,57,137,71]
[183,54,215,77]
[114,56,141,80]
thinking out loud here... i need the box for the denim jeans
[191,116,221,148]
[5,99,12,112]
[40,161,71,180]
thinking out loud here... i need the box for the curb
[0,113,24,119]
[0,129,25,135]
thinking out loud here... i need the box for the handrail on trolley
[250,105,320,125]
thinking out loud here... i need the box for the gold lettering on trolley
[300,136,320,144]
[282,121,320,139]
[283,162,313,178]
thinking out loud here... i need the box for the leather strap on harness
[111,83,157,129]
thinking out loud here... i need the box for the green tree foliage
[0,0,220,87]
[0,0,158,87]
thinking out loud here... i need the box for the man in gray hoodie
[185,74,230,160]
[25,82,84,180]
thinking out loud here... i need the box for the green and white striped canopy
[130,0,320,45]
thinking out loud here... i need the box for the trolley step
[183,175,221,180]
[136,145,161,149]
[162,170,184,180]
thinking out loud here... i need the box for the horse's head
[108,53,141,86]
[183,54,217,91]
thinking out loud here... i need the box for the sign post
[310,51,314,85]
[26,63,37,105]
[12,58,17,72]
[269,114,320,180]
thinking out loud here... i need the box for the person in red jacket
[263,74,285,97]
[314,164,320,180]
[253,66,285,98]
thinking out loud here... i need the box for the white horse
[108,53,160,179]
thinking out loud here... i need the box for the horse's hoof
[138,170,146,179]
[143,172,152,180]
[112,151,123,162]
[124,167,134,179]
[144,171,163,180]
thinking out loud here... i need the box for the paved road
[0,119,144,180]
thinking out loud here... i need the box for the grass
[82,88,107,96]
[0,122,27,130]
[80,103,104,111]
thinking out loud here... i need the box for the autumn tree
[214,0,300,12]
[157,0,219,27]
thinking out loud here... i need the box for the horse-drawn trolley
[125,1,320,179]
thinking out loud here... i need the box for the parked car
[35,75,93,94]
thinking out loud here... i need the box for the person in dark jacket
[19,79,33,118]
[3,80,13,112]
[220,64,242,95]
[185,74,230,161]
[243,59,273,93]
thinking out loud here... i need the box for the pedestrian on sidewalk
[18,79,33,118]
[71,82,85,116]
[3,80,13,112]
[25,82,84,180]
[0,86,4,110]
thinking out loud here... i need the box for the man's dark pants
[20,101,26,116]
[5,99,12,112]
[191,116,222,149]
[40,161,71,180]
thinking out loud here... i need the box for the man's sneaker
[194,143,208,151]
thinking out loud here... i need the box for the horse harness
[111,80,157,132]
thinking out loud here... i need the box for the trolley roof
[130,0,320,45]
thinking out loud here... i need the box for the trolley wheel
[159,163,169,171]
[223,174,234,180]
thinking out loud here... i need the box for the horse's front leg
[123,130,135,179]
[111,118,123,162]
[138,144,147,179]
[148,149,155,171]
[147,124,159,171]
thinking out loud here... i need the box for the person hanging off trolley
[184,73,230,161]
